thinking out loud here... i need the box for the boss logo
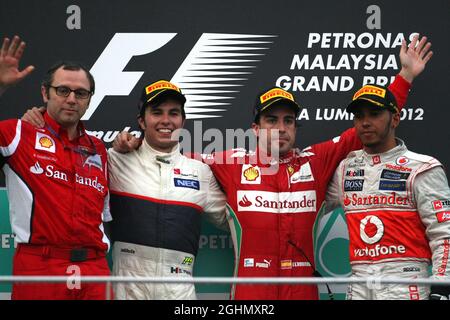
[344,179,364,192]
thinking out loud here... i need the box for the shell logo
[243,166,259,181]
[39,137,54,149]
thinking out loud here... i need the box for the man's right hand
[112,132,142,153]
[21,106,46,128]
[0,36,35,95]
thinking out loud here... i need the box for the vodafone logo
[360,215,384,244]
[352,215,409,260]
[396,156,410,166]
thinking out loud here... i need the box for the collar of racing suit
[43,111,87,140]
[253,147,301,166]
[139,139,181,165]
[356,138,407,166]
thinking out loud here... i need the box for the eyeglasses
[49,85,92,99]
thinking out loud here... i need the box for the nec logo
[174,178,200,190]
[83,33,275,120]
[344,179,364,192]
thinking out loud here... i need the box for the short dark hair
[41,61,95,95]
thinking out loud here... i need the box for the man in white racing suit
[108,80,229,299]
[326,84,450,300]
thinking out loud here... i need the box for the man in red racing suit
[0,36,111,300]
[205,79,409,300]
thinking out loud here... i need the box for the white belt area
[113,241,194,270]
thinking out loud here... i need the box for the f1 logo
[83,33,177,120]
[83,33,275,120]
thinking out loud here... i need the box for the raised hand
[0,35,35,93]
[399,34,433,83]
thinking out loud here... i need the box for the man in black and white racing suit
[108,80,229,300]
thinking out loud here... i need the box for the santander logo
[237,190,317,213]
[343,192,409,207]
[344,195,351,206]
[239,195,252,207]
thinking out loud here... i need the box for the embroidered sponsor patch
[173,168,199,179]
[84,154,103,171]
[174,178,199,190]
[403,267,421,272]
[346,169,364,177]
[255,259,271,268]
[280,260,311,270]
[379,180,406,191]
[395,156,410,166]
[120,248,136,254]
[170,266,192,275]
[436,212,450,223]
[244,258,254,267]
[348,157,365,168]
[385,164,412,172]
[290,162,315,183]
[30,162,44,174]
[380,169,410,180]
[344,179,364,192]
[182,257,194,265]
[372,155,381,165]
[280,260,293,270]
[237,190,316,213]
[432,199,450,211]
[241,165,261,184]
[35,132,56,153]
